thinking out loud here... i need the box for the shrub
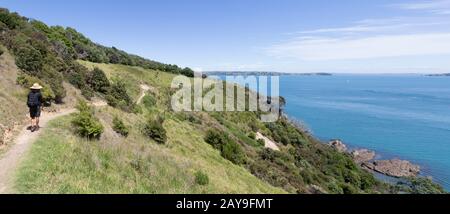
[248,132,256,140]
[88,67,110,93]
[106,82,132,111]
[204,129,226,150]
[341,183,359,194]
[71,100,103,139]
[142,94,156,109]
[180,67,194,77]
[221,141,246,165]
[195,171,209,186]
[187,114,202,124]
[257,139,265,146]
[112,116,129,137]
[15,45,44,74]
[132,104,143,114]
[204,129,246,165]
[0,9,23,29]
[81,87,94,100]
[395,177,446,194]
[143,116,167,144]
[66,70,86,88]
[260,148,276,161]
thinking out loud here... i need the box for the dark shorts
[29,106,41,119]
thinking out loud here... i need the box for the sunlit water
[280,74,450,190]
[215,73,450,190]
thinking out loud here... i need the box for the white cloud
[266,1,450,62]
[393,0,450,14]
[267,33,450,61]
[297,20,444,35]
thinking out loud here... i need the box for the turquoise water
[280,74,450,190]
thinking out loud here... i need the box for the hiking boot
[31,126,36,132]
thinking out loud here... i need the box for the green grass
[15,60,425,194]
[15,109,284,194]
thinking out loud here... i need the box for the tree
[15,45,44,73]
[106,81,132,110]
[181,67,195,77]
[88,67,110,93]
[0,9,23,29]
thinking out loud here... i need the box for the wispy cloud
[266,1,450,61]
[393,0,450,14]
[267,33,450,60]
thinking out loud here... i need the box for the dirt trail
[0,108,77,193]
[136,84,151,104]
[256,132,280,151]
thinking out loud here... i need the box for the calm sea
[216,73,450,190]
[280,74,450,190]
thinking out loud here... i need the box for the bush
[195,171,209,186]
[106,82,132,111]
[71,100,103,139]
[112,116,129,137]
[257,139,265,146]
[142,94,156,109]
[88,67,110,93]
[143,116,167,144]
[204,129,226,150]
[395,177,446,194]
[260,148,276,161]
[204,129,246,165]
[15,45,44,74]
[180,67,195,77]
[248,132,256,140]
[132,104,143,114]
[341,183,359,194]
[221,141,246,165]
[81,87,94,100]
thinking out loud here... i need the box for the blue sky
[2,0,450,73]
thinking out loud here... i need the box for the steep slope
[13,61,388,194]
[14,78,285,193]
[0,47,27,149]
[1,8,444,194]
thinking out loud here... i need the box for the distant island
[426,73,450,77]
[204,71,333,76]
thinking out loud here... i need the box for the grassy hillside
[2,8,444,194]
[0,47,28,150]
[16,114,284,193]
[13,61,391,194]
[15,77,284,193]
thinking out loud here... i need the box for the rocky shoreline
[328,140,421,178]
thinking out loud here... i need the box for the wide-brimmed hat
[30,83,43,90]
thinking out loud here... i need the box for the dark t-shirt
[27,91,43,107]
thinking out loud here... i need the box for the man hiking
[27,83,43,132]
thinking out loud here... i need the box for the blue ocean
[279,74,450,190]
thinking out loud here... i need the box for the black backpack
[27,92,41,107]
